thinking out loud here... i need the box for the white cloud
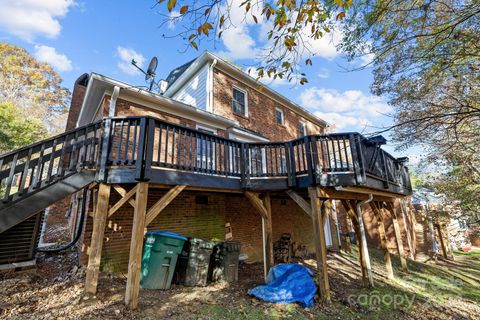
[216,0,263,60]
[302,25,342,60]
[0,0,75,41]
[318,68,330,79]
[299,87,391,130]
[116,46,145,76]
[168,10,181,30]
[34,45,72,72]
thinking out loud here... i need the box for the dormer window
[275,107,284,125]
[232,87,247,116]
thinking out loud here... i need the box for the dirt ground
[1,247,479,320]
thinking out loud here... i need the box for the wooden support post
[354,198,374,287]
[371,202,394,280]
[308,187,330,301]
[125,182,149,310]
[85,183,111,294]
[436,223,448,259]
[245,191,273,280]
[342,211,353,253]
[398,199,415,260]
[385,202,408,272]
[341,200,368,285]
[263,192,274,277]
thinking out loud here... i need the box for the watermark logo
[347,277,463,310]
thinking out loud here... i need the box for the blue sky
[0,0,416,158]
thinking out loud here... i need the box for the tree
[337,1,479,221]
[338,1,480,156]
[155,0,351,84]
[0,42,70,135]
[0,101,47,154]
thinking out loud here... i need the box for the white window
[196,125,216,171]
[298,121,307,137]
[275,108,284,125]
[232,87,247,116]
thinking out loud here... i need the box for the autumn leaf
[180,5,188,14]
[191,41,198,50]
[336,12,346,20]
[167,0,177,12]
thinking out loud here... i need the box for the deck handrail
[105,116,411,191]
[0,115,412,207]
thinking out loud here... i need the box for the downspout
[356,194,374,287]
[208,59,217,113]
[108,86,121,117]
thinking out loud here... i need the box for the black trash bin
[176,238,214,287]
[208,240,241,282]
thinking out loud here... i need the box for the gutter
[77,72,239,129]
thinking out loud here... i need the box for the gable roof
[165,58,196,90]
[163,51,328,129]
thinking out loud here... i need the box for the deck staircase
[0,121,102,235]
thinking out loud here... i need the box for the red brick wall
[114,98,197,129]
[79,190,316,272]
[212,68,324,141]
[80,189,226,272]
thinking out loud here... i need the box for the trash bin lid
[147,230,188,241]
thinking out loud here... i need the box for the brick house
[0,51,413,309]
[67,52,335,270]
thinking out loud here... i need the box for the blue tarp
[248,264,317,307]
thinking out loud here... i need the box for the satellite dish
[131,56,159,91]
[145,57,158,81]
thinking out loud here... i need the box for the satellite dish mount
[131,56,158,91]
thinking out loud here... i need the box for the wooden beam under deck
[85,183,111,294]
[109,185,137,217]
[145,185,186,226]
[384,202,408,272]
[370,201,394,280]
[245,191,274,280]
[308,187,331,301]
[125,182,149,310]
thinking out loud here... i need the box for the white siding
[172,64,209,110]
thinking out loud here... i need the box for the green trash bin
[140,231,187,290]
[208,240,241,282]
[175,238,214,287]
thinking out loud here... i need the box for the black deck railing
[0,121,102,203]
[104,116,411,193]
[0,116,412,206]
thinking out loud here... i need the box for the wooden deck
[103,116,412,195]
[0,115,414,309]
